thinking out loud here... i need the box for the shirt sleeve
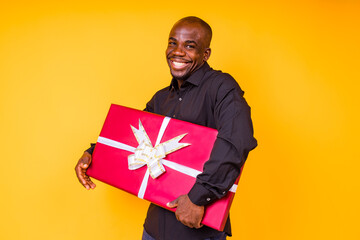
[85,143,96,155]
[144,94,155,113]
[188,77,257,206]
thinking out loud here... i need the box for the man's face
[166,22,211,81]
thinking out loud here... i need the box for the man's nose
[172,45,186,56]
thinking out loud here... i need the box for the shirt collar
[169,62,211,90]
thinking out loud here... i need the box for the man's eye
[186,45,195,49]
[168,42,176,46]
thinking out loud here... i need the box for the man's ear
[203,48,211,62]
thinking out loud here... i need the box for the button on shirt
[143,62,257,240]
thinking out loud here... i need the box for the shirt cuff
[85,143,96,155]
[188,182,218,206]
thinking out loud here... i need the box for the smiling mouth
[170,60,190,70]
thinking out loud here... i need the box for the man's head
[166,16,212,82]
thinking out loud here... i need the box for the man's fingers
[84,175,96,189]
[176,216,201,229]
[171,194,204,229]
[89,181,96,189]
[81,177,94,190]
[194,223,203,229]
[180,220,193,228]
[179,219,200,229]
[75,165,94,190]
[78,172,89,187]
[80,173,94,189]
[75,152,96,190]
[80,163,88,169]
[167,198,179,208]
[184,220,195,229]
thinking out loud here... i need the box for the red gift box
[87,104,241,231]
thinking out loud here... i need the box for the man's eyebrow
[185,40,197,45]
[185,40,198,45]
[168,38,198,45]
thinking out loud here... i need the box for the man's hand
[167,195,204,229]
[75,151,96,190]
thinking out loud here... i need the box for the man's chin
[170,70,190,81]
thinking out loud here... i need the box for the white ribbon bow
[128,120,190,179]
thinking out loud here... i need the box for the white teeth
[172,61,186,67]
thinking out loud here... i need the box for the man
[75,16,257,240]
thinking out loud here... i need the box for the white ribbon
[96,116,238,199]
[128,118,190,179]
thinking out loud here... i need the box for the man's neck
[177,79,184,88]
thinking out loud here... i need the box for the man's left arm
[168,77,257,228]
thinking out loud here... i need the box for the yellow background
[1,1,359,239]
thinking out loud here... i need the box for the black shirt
[143,62,257,239]
[86,62,257,240]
